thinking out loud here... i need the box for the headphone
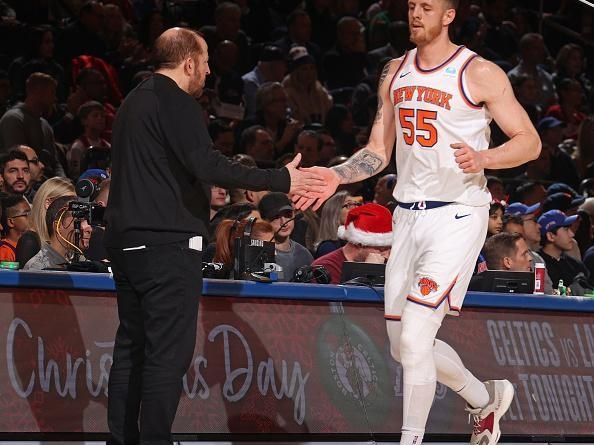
[292,265,331,284]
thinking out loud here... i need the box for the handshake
[284,153,341,211]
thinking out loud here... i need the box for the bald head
[153,27,205,70]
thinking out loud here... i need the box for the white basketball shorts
[384,203,488,320]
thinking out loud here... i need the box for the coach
[104,28,324,445]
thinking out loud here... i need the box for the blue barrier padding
[0,270,593,312]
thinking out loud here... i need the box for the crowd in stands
[1,0,594,294]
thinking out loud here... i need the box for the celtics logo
[318,316,392,428]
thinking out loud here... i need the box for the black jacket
[105,74,290,248]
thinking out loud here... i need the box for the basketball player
[295,1,541,444]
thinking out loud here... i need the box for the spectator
[242,46,287,120]
[15,145,44,183]
[209,120,235,157]
[538,209,591,292]
[282,46,332,125]
[0,150,31,195]
[537,117,579,189]
[103,4,125,53]
[367,21,410,75]
[254,82,301,155]
[305,0,336,52]
[502,213,524,235]
[0,72,64,176]
[59,1,107,64]
[505,201,554,294]
[15,144,44,200]
[482,232,533,272]
[15,178,75,269]
[274,9,321,66]
[314,190,356,257]
[373,173,396,210]
[294,129,321,168]
[240,125,275,167]
[488,201,505,237]
[553,43,592,108]
[210,185,228,221]
[57,68,116,144]
[68,101,110,179]
[213,217,275,278]
[322,17,367,89]
[325,104,357,154]
[0,194,31,262]
[507,33,556,109]
[510,181,546,207]
[456,16,501,63]
[542,192,585,215]
[23,195,92,270]
[545,78,587,140]
[258,192,313,281]
[313,203,392,284]
[8,25,66,102]
[208,40,244,116]
[317,129,337,166]
[200,2,251,73]
[26,176,76,244]
[511,74,542,119]
[227,154,269,206]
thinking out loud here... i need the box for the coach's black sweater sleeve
[159,91,290,193]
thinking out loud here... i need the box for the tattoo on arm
[374,61,392,123]
[332,149,384,184]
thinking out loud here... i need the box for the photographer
[23,196,92,270]
[212,218,275,278]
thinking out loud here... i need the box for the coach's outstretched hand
[285,154,328,198]
[291,166,341,211]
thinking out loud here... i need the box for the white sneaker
[467,380,514,445]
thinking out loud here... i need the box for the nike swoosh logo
[399,71,411,78]
[455,213,471,220]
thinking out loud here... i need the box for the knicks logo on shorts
[418,277,439,296]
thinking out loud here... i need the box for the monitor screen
[341,261,386,286]
[468,270,535,293]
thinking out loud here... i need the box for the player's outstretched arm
[452,58,541,173]
[294,57,401,210]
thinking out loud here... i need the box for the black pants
[107,241,202,445]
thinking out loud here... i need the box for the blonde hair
[29,177,76,242]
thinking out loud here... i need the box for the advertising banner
[0,287,593,436]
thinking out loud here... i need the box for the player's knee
[399,325,434,371]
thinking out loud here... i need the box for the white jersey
[390,46,492,206]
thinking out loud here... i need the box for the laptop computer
[341,261,386,286]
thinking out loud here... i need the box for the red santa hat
[337,203,393,247]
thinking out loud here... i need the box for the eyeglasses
[28,158,40,165]
[342,202,362,209]
[10,211,30,219]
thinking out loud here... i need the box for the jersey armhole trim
[388,51,409,104]
[459,54,483,110]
